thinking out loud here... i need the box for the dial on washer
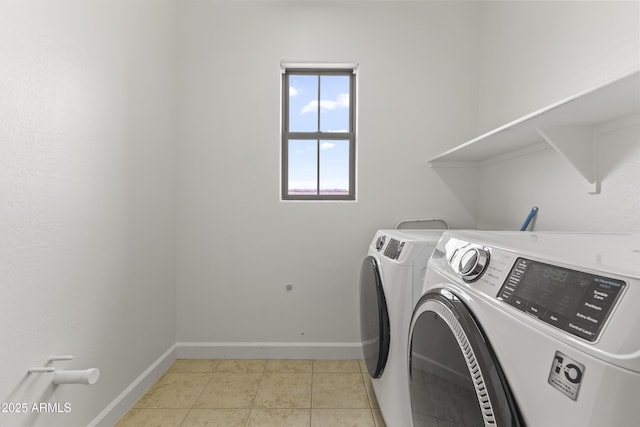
[459,247,490,282]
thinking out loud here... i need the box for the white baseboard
[176,341,363,360]
[89,344,177,427]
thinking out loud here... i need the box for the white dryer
[360,229,444,427]
[409,230,640,426]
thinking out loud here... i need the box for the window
[282,64,356,200]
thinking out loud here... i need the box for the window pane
[320,75,350,133]
[319,140,349,195]
[288,139,318,195]
[289,75,318,132]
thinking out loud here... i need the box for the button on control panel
[498,258,626,342]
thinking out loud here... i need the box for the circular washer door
[359,256,390,378]
[409,288,522,427]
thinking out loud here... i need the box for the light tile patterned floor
[116,359,387,427]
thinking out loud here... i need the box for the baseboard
[88,344,177,427]
[176,341,363,360]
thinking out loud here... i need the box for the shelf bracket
[536,126,600,195]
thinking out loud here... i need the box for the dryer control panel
[498,258,626,342]
[384,238,405,260]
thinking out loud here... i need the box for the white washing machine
[408,230,640,426]
[360,229,444,427]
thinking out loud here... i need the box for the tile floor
[116,359,387,427]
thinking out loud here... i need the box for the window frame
[281,67,356,201]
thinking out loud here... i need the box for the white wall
[0,1,177,426]
[473,1,640,231]
[4,0,636,423]
[175,0,482,354]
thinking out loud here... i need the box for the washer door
[409,288,522,427]
[359,256,390,378]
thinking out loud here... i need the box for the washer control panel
[498,257,626,342]
[384,238,405,260]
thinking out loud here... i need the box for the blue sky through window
[288,74,351,194]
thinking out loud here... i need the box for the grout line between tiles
[176,370,214,427]
[246,362,268,426]
[310,370,315,426]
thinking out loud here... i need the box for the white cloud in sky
[320,142,335,150]
[289,86,298,96]
[301,92,349,114]
[336,93,349,106]
[301,101,319,114]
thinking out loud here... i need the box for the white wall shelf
[428,70,640,194]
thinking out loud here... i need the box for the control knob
[458,247,490,282]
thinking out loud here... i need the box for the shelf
[428,70,640,194]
